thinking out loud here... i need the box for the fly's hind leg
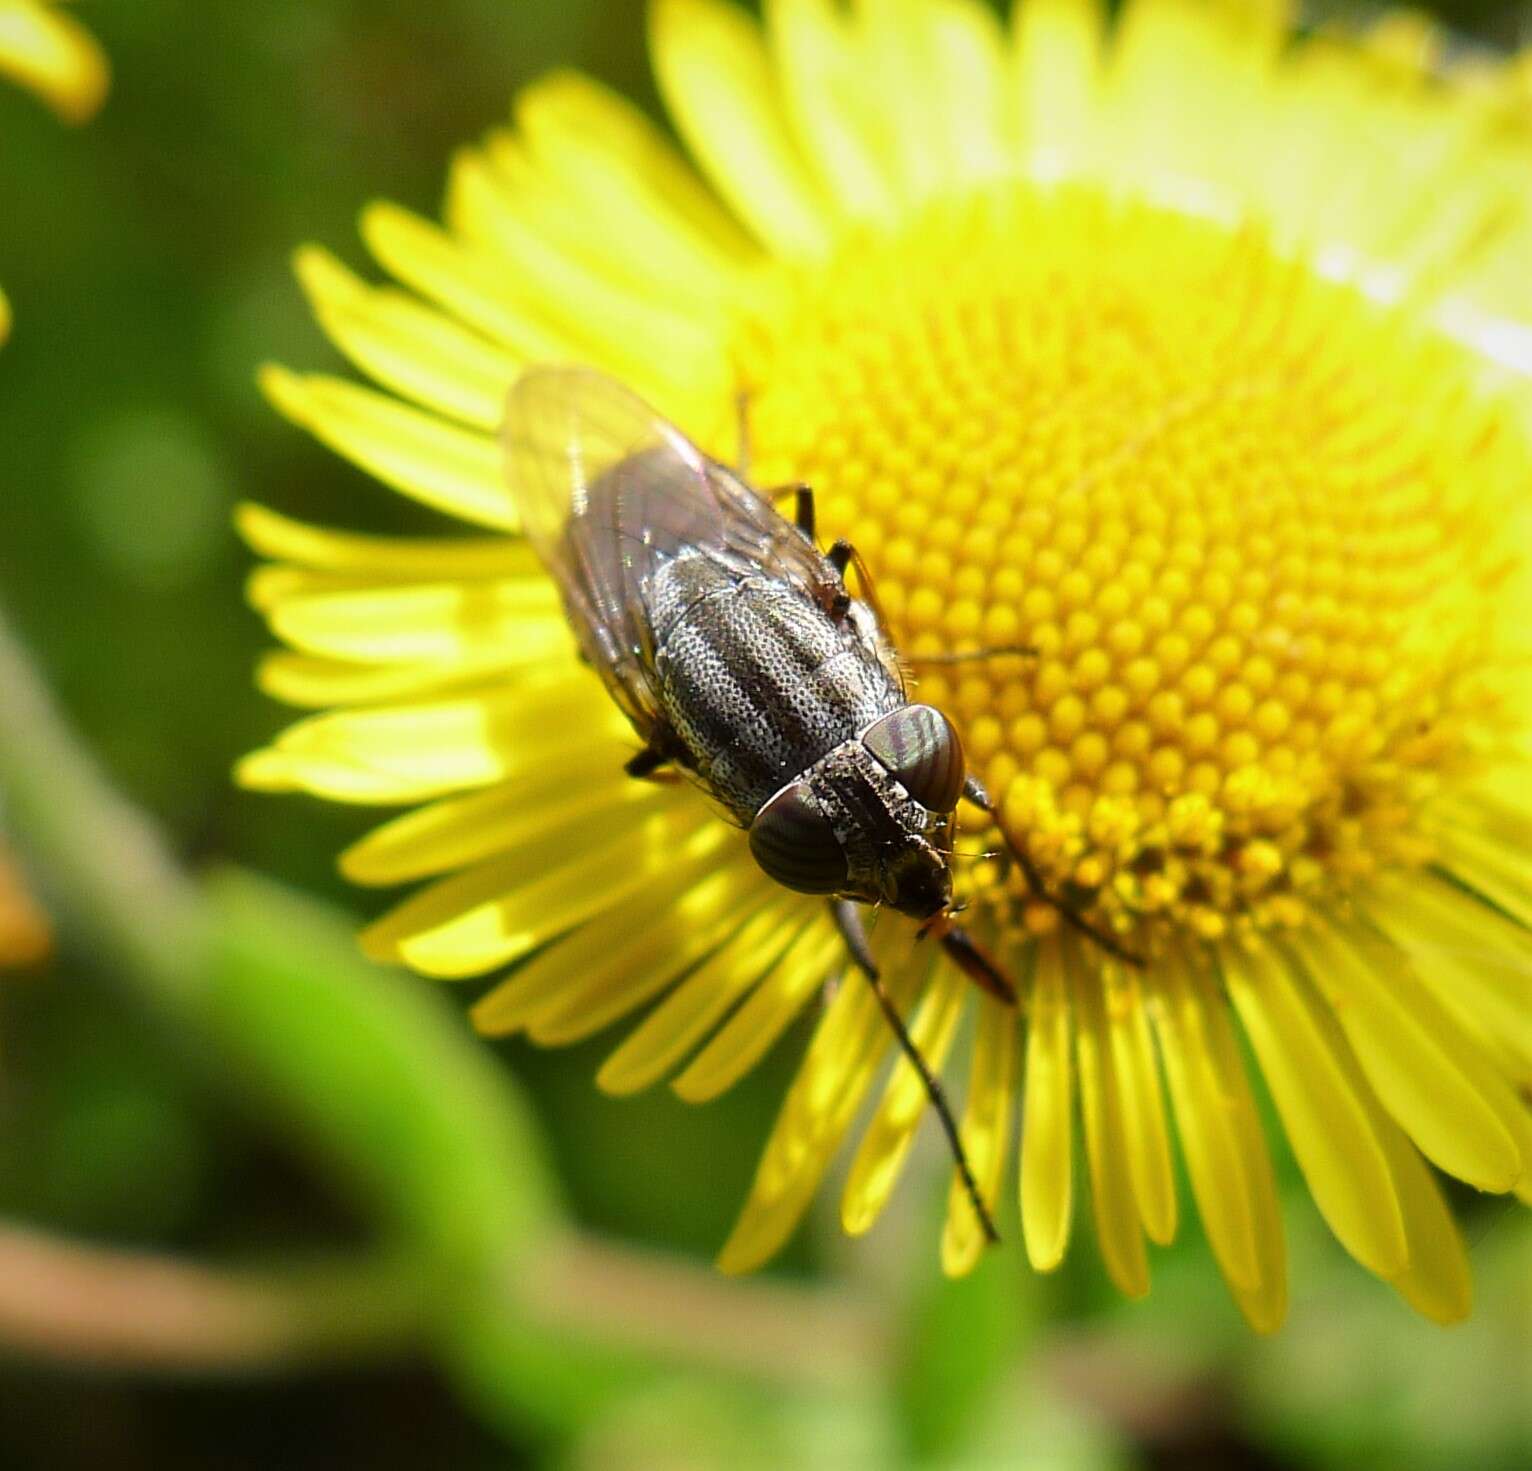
[961,775,1146,968]
[830,898,1001,1248]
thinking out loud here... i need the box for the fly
[503,366,1138,1249]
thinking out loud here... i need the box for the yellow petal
[359,201,574,361]
[597,894,803,1095]
[514,69,758,271]
[1298,918,1524,1193]
[1153,953,1287,1331]
[1334,1057,1477,1325]
[651,0,833,258]
[1226,944,1408,1278]
[671,918,844,1101]
[232,746,454,806]
[258,366,516,531]
[764,0,897,224]
[1072,949,1150,1298]
[717,963,905,1273]
[294,245,518,431]
[1106,962,1177,1246]
[841,958,965,1236]
[941,988,1018,1278]
[270,679,625,798]
[0,0,109,122]
[340,756,638,886]
[268,581,566,666]
[235,502,534,579]
[1372,873,1532,1080]
[1020,941,1072,1272]
[1011,0,1104,179]
[471,851,759,1038]
[920,0,1011,188]
[367,803,713,978]
[253,652,509,710]
[445,149,728,409]
[527,862,768,1045]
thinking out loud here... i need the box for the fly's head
[747,705,967,922]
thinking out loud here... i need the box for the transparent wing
[502,366,837,737]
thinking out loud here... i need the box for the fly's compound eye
[749,782,849,895]
[862,705,966,813]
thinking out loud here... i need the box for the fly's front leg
[961,776,1146,969]
[935,922,1017,1005]
[830,899,1001,1248]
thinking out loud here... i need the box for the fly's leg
[906,645,1038,666]
[793,485,816,542]
[962,775,1146,969]
[624,724,688,784]
[932,922,1017,1005]
[831,898,1001,1248]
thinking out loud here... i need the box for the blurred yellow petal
[597,895,803,1095]
[1106,962,1177,1247]
[0,0,108,123]
[1298,919,1524,1192]
[268,680,625,796]
[719,956,917,1272]
[359,202,574,362]
[765,0,897,224]
[366,802,711,978]
[1072,947,1150,1298]
[672,919,844,1102]
[651,0,833,257]
[340,756,638,886]
[258,366,516,531]
[841,958,965,1235]
[294,245,518,431]
[941,989,1018,1278]
[446,149,728,410]
[235,502,534,579]
[526,862,770,1045]
[514,69,759,271]
[1011,0,1104,178]
[1020,940,1072,1272]
[253,651,510,710]
[1227,944,1408,1278]
[268,581,565,666]
[1372,872,1532,1080]
[1154,954,1287,1332]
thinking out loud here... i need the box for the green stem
[0,607,206,1011]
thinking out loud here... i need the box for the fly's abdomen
[651,553,900,817]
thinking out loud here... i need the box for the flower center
[740,186,1519,950]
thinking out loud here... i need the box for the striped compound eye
[749,782,849,895]
[862,705,966,814]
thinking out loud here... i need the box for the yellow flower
[0,0,109,338]
[241,0,1532,1331]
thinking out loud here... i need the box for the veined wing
[502,366,836,736]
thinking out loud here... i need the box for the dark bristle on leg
[831,899,1001,1248]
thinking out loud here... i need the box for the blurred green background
[0,1,1528,1466]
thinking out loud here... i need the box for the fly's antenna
[830,899,1000,1248]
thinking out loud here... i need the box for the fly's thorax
[650,554,903,819]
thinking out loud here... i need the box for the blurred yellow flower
[0,0,109,339]
[241,0,1532,1330]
